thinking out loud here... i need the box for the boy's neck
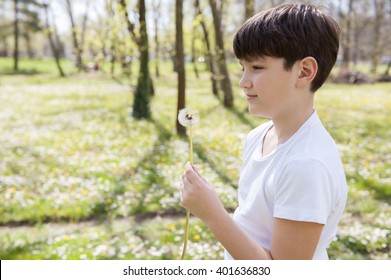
[262,103,314,157]
[271,102,314,145]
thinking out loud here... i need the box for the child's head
[233,3,339,92]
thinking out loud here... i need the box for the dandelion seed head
[178,108,199,127]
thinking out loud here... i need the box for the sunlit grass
[0,57,390,259]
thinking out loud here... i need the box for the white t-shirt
[225,111,347,260]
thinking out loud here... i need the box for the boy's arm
[181,163,323,260]
[204,206,273,260]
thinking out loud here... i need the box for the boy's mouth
[246,94,258,100]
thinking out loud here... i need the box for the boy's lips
[246,94,258,100]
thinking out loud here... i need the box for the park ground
[0,58,390,259]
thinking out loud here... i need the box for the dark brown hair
[233,3,340,92]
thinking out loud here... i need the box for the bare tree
[106,0,117,76]
[79,0,91,62]
[209,0,234,107]
[13,0,19,71]
[118,0,153,119]
[370,0,386,74]
[153,0,161,78]
[350,0,371,68]
[191,23,200,79]
[385,60,391,76]
[51,10,65,59]
[65,0,84,70]
[339,0,354,72]
[43,2,65,77]
[245,0,255,21]
[22,33,33,58]
[176,0,186,136]
[194,0,218,96]
[385,0,391,76]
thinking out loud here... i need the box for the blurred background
[0,0,390,260]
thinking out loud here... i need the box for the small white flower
[178,108,199,127]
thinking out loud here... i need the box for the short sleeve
[273,159,334,224]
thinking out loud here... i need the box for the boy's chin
[248,107,269,118]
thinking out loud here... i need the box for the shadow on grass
[110,74,134,86]
[0,68,41,75]
[129,115,240,216]
[193,142,238,190]
[1,101,259,226]
[128,117,174,216]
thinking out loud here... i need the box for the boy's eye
[252,65,264,70]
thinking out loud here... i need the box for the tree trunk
[209,0,234,107]
[340,0,353,72]
[176,0,186,137]
[245,0,255,21]
[384,61,391,76]
[370,0,385,74]
[13,0,19,71]
[352,23,359,69]
[195,0,218,96]
[107,1,117,76]
[118,0,154,114]
[43,4,65,77]
[154,0,161,78]
[51,11,64,58]
[191,25,199,79]
[132,0,151,119]
[79,0,91,62]
[110,53,116,76]
[386,0,390,75]
[66,0,83,70]
[23,33,34,58]
[119,0,154,97]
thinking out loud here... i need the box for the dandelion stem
[189,126,193,164]
[181,126,193,260]
[181,210,190,260]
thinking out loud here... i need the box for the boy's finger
[190,163,209,184]
[191,163,200,175]
[184,163,204,186]
[184,162,209,186]
[185,161,201,177]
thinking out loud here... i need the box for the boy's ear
[296,56,318,89]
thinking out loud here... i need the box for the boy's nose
[239,73,252,89]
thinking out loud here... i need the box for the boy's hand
[180,162,224,224]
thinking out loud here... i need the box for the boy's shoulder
[283,113,342,167]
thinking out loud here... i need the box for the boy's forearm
[204,208,272,260]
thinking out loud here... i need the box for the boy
[181,3,347,259]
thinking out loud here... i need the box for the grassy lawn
[0,58,390,259]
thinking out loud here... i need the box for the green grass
[0,57,390,259]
